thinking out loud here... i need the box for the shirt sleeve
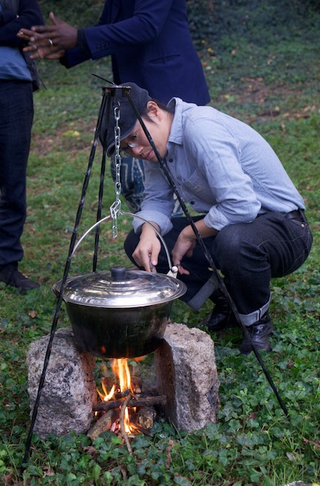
[82,0,174,60]
[0,9,16,27]
[132,160,174,235]
[184,115,261,230]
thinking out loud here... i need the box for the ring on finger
[48,38,53,47]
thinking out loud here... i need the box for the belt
[285,209,307,223]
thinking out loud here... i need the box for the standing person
[0,0,43,291]
[105,83,312,355]
[18,0,210,212]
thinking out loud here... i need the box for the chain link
[110,103,122,238]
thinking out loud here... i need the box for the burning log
[87,409,117,440]
[137,406,157,430]
[120,394,133,455]
[92,394,167,413]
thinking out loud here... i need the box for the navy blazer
[63,0,210,105]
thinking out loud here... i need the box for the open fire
[96,358,138,435]
[27,325,219,442]
[90,358,167,451]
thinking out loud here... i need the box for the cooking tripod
[21,81,288,472]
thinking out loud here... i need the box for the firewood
[87,409,117,440]
[119,394,132,455]
[93,394,166,412]
[134,424,153,437]
[137,406,156,429]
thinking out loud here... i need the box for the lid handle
[111,266,127,281]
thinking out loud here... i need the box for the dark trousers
[124,211,313,321]
[0,80,34,267]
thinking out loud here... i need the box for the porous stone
[154,322,219,431]
[27,327,96,438]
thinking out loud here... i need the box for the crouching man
[105,83,313,354]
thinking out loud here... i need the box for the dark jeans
[124,211,313,322]
[0,80,34,267]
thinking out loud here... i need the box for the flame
[111,358,133,393]
[97,358,137,434]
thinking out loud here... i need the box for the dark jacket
[62,0,210,105]
[0,0,43,45]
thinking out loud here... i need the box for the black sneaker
[0,264,39,291]
[240,314,274,355]
[199,294,238,332]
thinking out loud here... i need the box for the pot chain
[110,103,122,238]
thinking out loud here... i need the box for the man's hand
[132,223,161,273]
[172,228,196,275]
[172,219,219,275]
[17,12,77,60]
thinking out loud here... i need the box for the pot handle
[70,211,178,278]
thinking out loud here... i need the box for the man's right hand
[17,12,77,60]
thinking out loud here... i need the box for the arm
[0,9,16,27]
[83,0,174,57]
[171,219,218,275]
[0,0,43,46]
[183,113,261,230]
[19,0,175,62]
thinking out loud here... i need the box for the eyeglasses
[119,134,140,157]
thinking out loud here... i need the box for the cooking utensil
[52,266,186,358]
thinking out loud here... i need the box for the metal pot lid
[54,266,187,308]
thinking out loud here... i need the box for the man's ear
[146,101,161,120]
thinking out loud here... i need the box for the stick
[93,395,167,412]
[119,394,132,455]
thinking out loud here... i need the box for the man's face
[120,113,169,162]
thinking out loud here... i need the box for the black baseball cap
[101,82,151,157]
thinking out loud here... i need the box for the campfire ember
[88,358,166,452]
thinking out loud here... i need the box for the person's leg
[125,211,313,353]
[0,81,33,266]
[212,211,313,352]
[0,81,38,290]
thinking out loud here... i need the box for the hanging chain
[110,102,122,238]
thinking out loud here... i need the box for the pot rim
[52,269,187,308]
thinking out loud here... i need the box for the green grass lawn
[0,2,319,485]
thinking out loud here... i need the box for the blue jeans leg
[0,81,34,267]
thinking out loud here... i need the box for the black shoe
[240,314,274,355]
[200,294,238,332]
[0,264,39,291]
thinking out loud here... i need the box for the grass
[1,2,320,485]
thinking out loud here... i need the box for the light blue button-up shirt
[133,98,305,235]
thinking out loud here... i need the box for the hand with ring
[17,12,77,60]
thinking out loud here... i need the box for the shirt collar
[167,97,184,146]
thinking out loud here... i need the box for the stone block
[27,327,96,438]
[154,323,219,431]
